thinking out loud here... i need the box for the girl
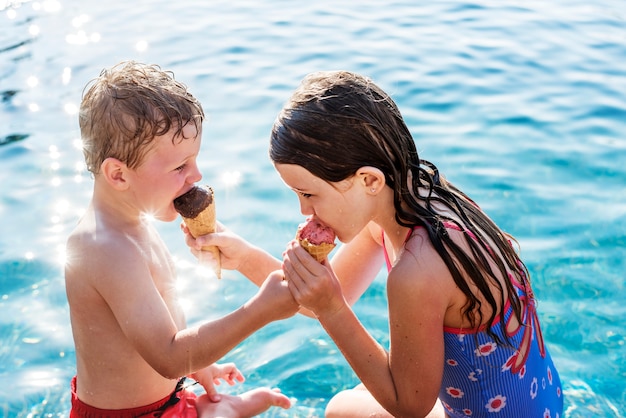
[191,71,563,417]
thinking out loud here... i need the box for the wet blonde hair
[79,60,204,174]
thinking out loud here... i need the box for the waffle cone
[298,238,336,262]
[182,203,221,279]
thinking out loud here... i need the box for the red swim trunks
[70,376,198,418]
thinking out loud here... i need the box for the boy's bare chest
[128,225,185,325]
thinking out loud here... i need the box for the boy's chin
[161,212,180,223]
[142,211,177,223]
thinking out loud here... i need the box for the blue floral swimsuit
[384,225,563,417]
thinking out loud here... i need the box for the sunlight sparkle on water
[173,256,194,271]
[62,66,71,85]
[49,145,60,158]
[21,369,63,389]
[71,13,89,28]
[74,161,86,182]
[136,40,148,52]
[41,0,61,13]
[64,102,78,115]
[57,244,67,267]
[195,264,217,279]
[221,170,241,188]
[29,103,39,112]
[55,199,70,215]
[29,24,40,36]
[66,30,100,45]
[27,76,38,87]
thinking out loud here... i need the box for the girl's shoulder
[392,226,454,289]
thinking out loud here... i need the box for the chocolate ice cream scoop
[174,185,214,218]
[173,185,221,278]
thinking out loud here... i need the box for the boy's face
[127,123,203,222]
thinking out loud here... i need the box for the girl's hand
[282,240,346,318]
[182,221,252,271]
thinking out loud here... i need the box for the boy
[65,61,297,417]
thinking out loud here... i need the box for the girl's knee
[325,389,393,418]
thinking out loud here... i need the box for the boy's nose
[189,163,202,184]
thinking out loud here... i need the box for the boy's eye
[174,164,186,172]
[299,192,312,198]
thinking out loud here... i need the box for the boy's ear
[357,166,386,195]
[100,157,130,190]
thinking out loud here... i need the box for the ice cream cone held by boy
[174,185,222,278]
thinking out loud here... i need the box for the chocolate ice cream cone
[174,185,221,279]
[182,211,221,278]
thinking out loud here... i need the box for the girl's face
[128,123,203,222]
[275,163,373,243]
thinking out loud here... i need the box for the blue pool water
[1,0,625,416]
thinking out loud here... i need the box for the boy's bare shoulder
[65,218,145,287]
[67,217,138,254]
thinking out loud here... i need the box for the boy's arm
[95,238,296,380]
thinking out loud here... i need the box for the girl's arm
[284,227,450,416]
[325,221,385,305]
[185,221,281,286]
[383,241,449,416]
[189,221,384,305]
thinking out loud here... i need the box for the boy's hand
[192,362,245,403]
[253,270,300,321]
[209,362,245,386]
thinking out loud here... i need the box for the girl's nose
[299,199,313,217]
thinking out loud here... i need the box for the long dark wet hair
[270,71,532,344]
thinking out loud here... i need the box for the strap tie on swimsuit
[153,377,187,416]
[504,272,547,374]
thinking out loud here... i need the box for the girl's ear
[357,166,386,195]
[100,157,130,190]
